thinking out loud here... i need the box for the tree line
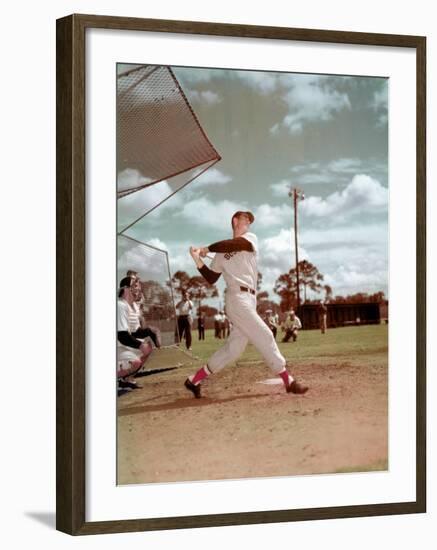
[271,260,386,311]
[140,262,386,318]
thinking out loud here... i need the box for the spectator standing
[175,291,194,350]
[214,310,222,339]
[197,311,205,340]
[318,300,328,334]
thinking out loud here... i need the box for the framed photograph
[56,14,426,535]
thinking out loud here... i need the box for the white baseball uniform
[117,298,142,363]
[207,232,286,374]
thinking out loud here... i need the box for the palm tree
[274,261,325,309]
[296,260,324,302]
[274,271,297,312]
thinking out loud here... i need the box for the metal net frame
[117,235,179,348]
[117,159,219,236]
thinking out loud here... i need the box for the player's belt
[240,286,256,295]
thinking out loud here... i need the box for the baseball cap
[231,210,255,224]
[119,276,133,289]
[118,276,134,298]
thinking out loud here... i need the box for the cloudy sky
[118,65,388,306]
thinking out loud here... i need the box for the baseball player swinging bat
[183,210,309,398]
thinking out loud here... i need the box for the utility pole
[289,187,305,309]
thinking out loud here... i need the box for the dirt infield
[117,325,388,485]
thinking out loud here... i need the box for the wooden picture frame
[56,13,426,535]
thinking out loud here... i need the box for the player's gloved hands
[199,247,208,258]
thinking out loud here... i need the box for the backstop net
[117,64,220,216]
[116,64,220,370]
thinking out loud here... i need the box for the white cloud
[373,86,388,111]
[302,222,388,248]
[269,123,280,135]
[177,68,352,135]
[117,236,224,291]
[193,167,232,187]
[278,159,364,189]
[294,173,333,185]
[327,158,363,173]
[299,225,388,297]
[281,82,351,133]
[376,113,388,128]
[146,238,168,251]
[287,158,387,189]
[300,174,388,219]
[284,121,303,135]
[372,84,388,128]
[173,67,222,85]
[261,229,308,267]
[253,203,292,228]
[251,223,388,299]
[323,262,387,296]
[187,89,222,105]
[279,74,327,88]
[233,70,278,94]
[176,67,278,94]
[270,179,292,197]
[291,162,320,173]
[117,174,184,231]
[266,77,352,135]
[117,167,153,194]
[167,248,198,276]
[117,240,170,283]
[257,229,309,294]
[176,197,243,227]
[117,162,225,230]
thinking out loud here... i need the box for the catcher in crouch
[184,210,308,398]
[117,276,161,390]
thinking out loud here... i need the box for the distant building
[299,302,386,329]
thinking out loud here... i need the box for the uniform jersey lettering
[210,231,258,291]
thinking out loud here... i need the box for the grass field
[190,323,388,365]
[117,324,388,485]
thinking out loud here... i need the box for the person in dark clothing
[175,291,194,350]
[197,312,205,340]
[214,311,222,338]
[318,300,328,334]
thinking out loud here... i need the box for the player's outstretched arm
[208,237,253,253]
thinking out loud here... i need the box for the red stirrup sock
[278,368,293,387]
[191,365,211,385]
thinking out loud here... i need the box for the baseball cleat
[119,380,142,390]
[286,380,308,394]
[184,378,202,398]
[118,380,133,391]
